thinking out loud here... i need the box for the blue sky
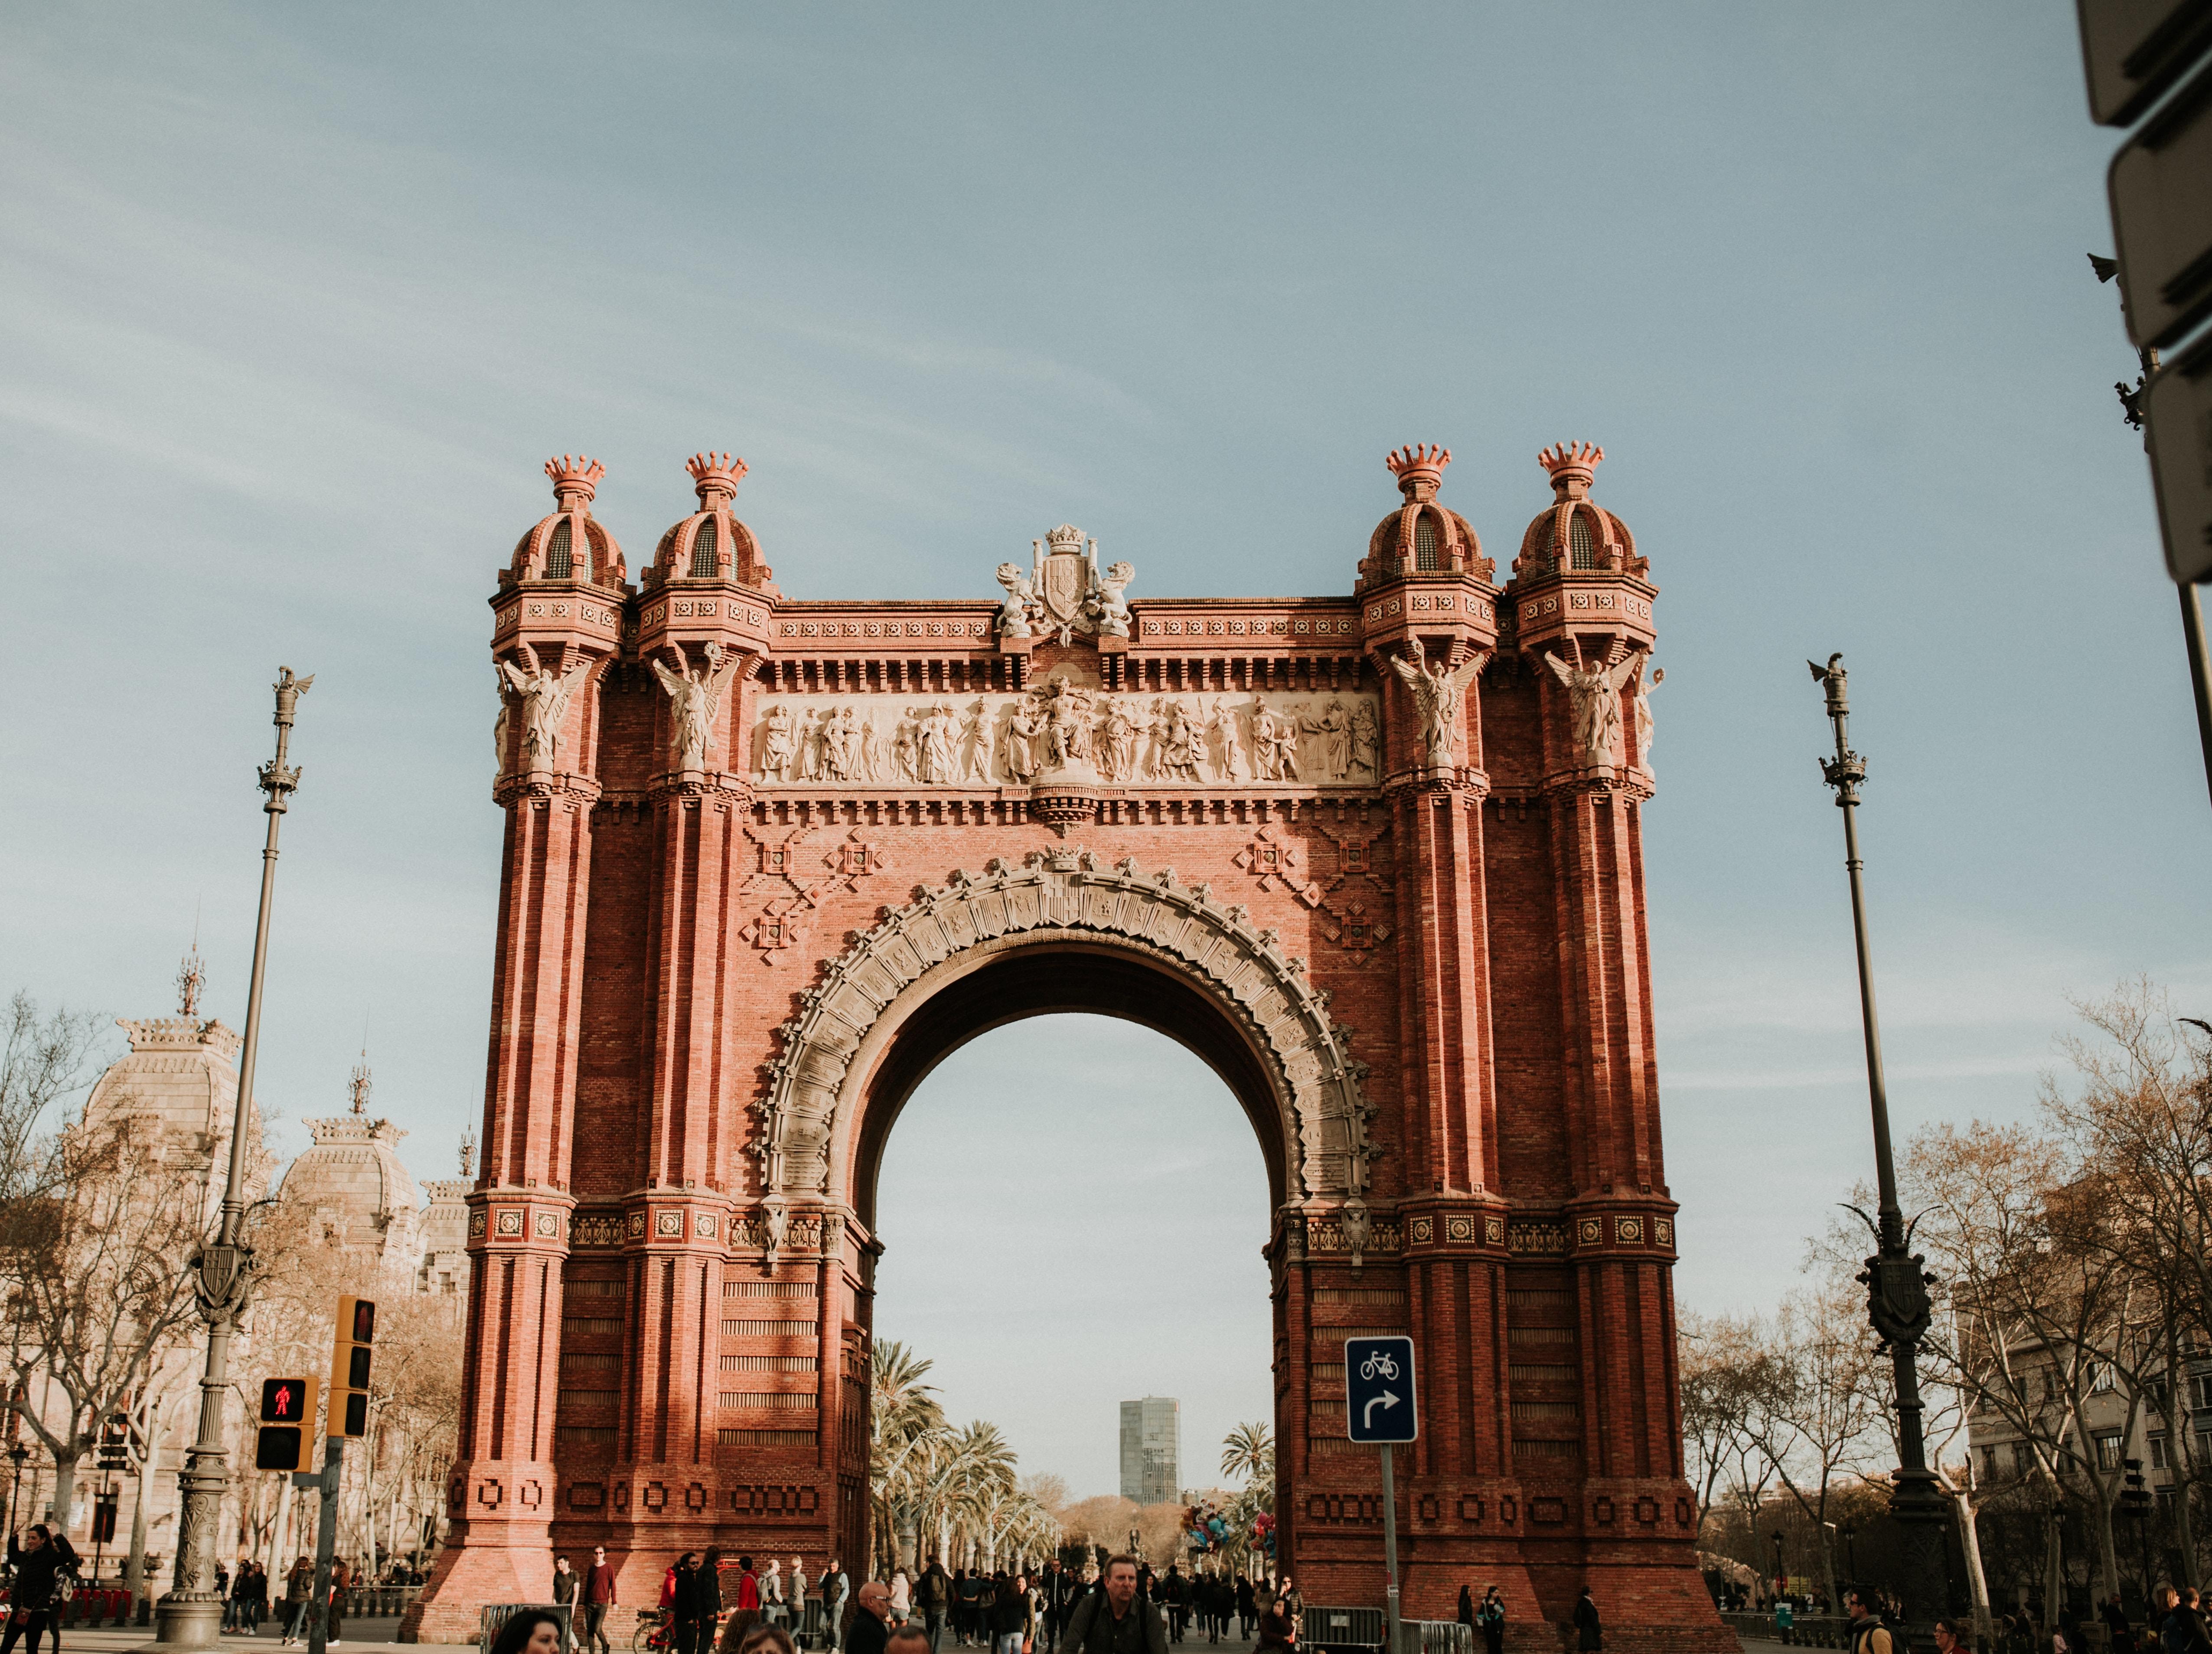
[2,3,2199,1496]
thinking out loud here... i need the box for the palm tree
[871,1341,949,1575]
[1220,1421,1274,1488]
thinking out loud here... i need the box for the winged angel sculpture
[1390,640,1484,768]
[1544,647,1645,768]
[653,641,743,770]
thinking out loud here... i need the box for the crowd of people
[529,1552,1304,1654]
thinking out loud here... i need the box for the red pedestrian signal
[254,1376,318,1471]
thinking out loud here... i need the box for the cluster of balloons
[1183,1500,1233,1554]
[1181,1502,1277,1560]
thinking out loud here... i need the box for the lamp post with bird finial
[1807,653,1951,1641]
[154,666,311,1646]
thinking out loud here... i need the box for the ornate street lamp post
[1809,656,1951,1634]
[154,667,312,1646]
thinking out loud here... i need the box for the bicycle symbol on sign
[1360,1350,1400,1382]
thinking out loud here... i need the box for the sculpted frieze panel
[747,683,1382,789]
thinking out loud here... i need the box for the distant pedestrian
[583,1545,619,1654]
[2104,1598,2136,1654]
[824,1562,853,1654]
[1573,1588,1601,1654]
[1476,1588,1505,1654]
[553,1556,581,1650]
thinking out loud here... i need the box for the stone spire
[459,1128,477,1180]
[349,1051,372,1117]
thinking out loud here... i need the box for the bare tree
[3,1110,207,1532]
[1679,1311,1767,1537]
[2041,981,2212,1589]
[1739,1279,1884,1607]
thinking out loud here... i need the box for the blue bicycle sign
[1344,1334,1417,1443]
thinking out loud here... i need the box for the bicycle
[633,1609,675,1654]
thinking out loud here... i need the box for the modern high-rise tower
[1119,1397,1181,1506]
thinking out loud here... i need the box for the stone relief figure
[1038,678,1095,772]
[757,703,797,783]
[958,699,992,781]
[1543,646,1642,768]
[1314,700,1351,778]
[1390,639,1484,769]
[892,716,918,781]
[1250,698,1294,781]
[1350,701,1379,779]
[920,703,957,783]
[1156,698,1204,781]
[1205,698,1244,782]
[499,648,591,771]
[1101,699,1142,782]
[1094,561,1135,638]
[493,667,512,779]
[994,562,1038,638]
[1003,700,1041,781]
[652,641,741,771]
[1633,662,1664,768]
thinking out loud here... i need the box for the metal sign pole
[294,1435,344,1654]
[1379,1444,1402,1654]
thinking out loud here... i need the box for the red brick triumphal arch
[411,441,1727,1651]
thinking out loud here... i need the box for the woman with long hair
[489,1611,568,1654]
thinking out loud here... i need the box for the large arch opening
[869,1008,1277,1568]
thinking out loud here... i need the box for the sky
[2,3,2202,1499]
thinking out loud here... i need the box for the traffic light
[97,1413,131,1470]
[254,1376,318,1471]
[327,1295,376,1438]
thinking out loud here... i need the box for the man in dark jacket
[1061,1558,1166,1654]
[673,1553,710,1654]
[848,1582,894,1654]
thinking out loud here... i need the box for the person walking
[1234,1579,1256,1642]
[848,1582,895,1654]
[790,1558,809,1644]
[823,1561,852,1654]
[989,1576,1034,1654]
[921,1559,952,1652]
[0,1527,72,1654]
[1062,1558,1167,1654]
[1573,1588,1601,1654]
[1253,1589,1293,1654]
[1475,1588,1505,1654]
[891,1570,914,1627]
[553,1556,581,1650]
[2103,1596,2136,1654]
[957,1569,985,1647]
[278,1554,313,1645]
[582,1545,619,1654]
[1842,1588,1892,1654]
[673,1553,708,1654]
[329,1556,352,1647]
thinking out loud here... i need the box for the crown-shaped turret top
[1386,443,1451,504]
[685,451,749,506]
[1537,441,1603,502]
[545,454,605,511]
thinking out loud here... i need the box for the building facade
[1120,1398,1181,1507]
[415,442,1722,1651]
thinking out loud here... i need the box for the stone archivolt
[755,850,1375,1206]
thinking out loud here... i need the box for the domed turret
[1359,445,1486,588]
[1513,443,1641,579]
[648,451,773,590]
[509,455,627,586]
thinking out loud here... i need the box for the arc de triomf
[411,440,1725,1651]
